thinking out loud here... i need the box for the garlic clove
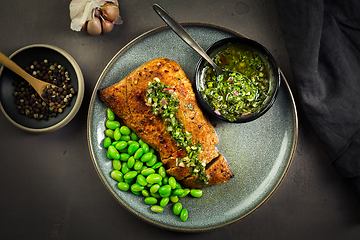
[87,17,102,35]
[101,17,114,34]
[100,2,120,22]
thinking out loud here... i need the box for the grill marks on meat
[99,57,233,188]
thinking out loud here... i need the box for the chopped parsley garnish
[184,104,194,111]
[145,78,208,184]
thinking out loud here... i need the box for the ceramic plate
[87,23,298,232]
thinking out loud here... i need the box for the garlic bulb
[69,0,123,34]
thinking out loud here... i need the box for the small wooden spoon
[0,51,52,99]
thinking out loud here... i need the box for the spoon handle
[0,51,31,81]
[153,4,221,73]
[0,51,50,98]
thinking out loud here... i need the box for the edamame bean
[146,174,162,184]
[140,152,153,162]
[131,189,142,195]
[144,197,157,205]
[106,120,120,129]
[120,153,130,161]
[119,147,128,153]
[150,184,160,194]
[121,162,130,174]
[141,143,150,153]
[162,176,169,185]
[190,189,203,198]
[115,141,127,150]
[111,170,123,182]
[120,126,131,135]
[107,108,115,121]
[141,189,150,197]
[172,188,185,196]
[120,135,131,141]
[127,156,135,169]
[158,166,166,178]
[151,192,161,199]
[151,162,163,169]
[168,177,177,189]
[130,132,139,141]
[149,148,155,154]
[170,195,179,203]
[131,183,144,192]
[136,174,147,186]
[133,160,143,171]
[108,145,120,160]
[112,159,122,171]
[141,168,155,176]
[124,171,138,180]
[127,142,140,155]
[114,127,121,141]
[124,178,136,184]
[160,192,171,198]
[127,140,136,145]
[175,182,182,189]
[151,205,164,213]
[117,182,129,191]
[105,129,114,139]
[103,137,112,148]
[160,197,169,207]
[146,154,157,167]
[158,185,172,196]
[173,202,182,215]
[134,148,144,159]
[180,209,188,222]
[107,150,112,159]
[179,188,190,198]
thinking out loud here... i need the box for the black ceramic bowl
[194,37,281,123]
[0,44,85,133]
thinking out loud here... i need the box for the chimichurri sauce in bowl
[194,37,281,123]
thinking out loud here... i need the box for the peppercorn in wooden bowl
[194,37,281,123]
[0,44,84,133]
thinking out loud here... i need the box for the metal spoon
[0,51,52,99]
[153,3,230,77]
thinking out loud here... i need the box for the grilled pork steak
[99,57,233,188]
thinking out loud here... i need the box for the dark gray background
[0,0,359,239]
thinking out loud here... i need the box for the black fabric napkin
[274,0,360,197]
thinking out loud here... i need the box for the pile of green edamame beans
[103,108,203,222]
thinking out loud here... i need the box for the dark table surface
[1,0,359,239]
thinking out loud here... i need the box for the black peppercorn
[12,59,76,120]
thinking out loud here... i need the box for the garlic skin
[69,0,122,32]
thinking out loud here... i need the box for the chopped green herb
[184,104,194,111]
[201,45,270,122]
[145,78,208,184]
